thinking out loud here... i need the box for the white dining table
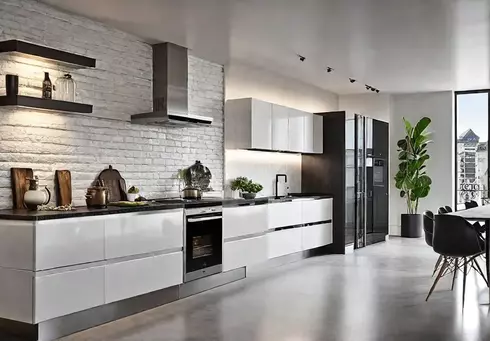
[449,205,490,286]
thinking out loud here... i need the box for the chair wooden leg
[473,258,489,286]
[426,258,448,302]
[463,257,468,309]
[433,255,443,277]
[451,258,459,291]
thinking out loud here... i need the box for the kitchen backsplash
[0,0,224,208]
[225,150,301,197]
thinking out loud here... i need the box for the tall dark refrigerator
[302,111,389,253]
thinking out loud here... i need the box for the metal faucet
[275,174,288,198]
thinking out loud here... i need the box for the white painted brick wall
[0,0,224,208]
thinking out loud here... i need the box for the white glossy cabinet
[301,199,333,224]
[36,216,105,270]
[223,204,268,239]
[313,114,323,153]
[301,223,333,250]
[268,201,303,229]
[288,108,305,152]
[267,229,302,259]
[272,104,289,151]
[223,235,267,271]
[35,266,105,323]
[304,113,314,153]
[105,209,183,259]
[224,98,272,150]
[105,252,183,303]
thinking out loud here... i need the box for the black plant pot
[401,214,423,238]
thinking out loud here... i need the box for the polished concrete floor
[60,238,490,341]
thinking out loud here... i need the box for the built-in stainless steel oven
[184,205,223,282]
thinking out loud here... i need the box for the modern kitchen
[0,1,389,340]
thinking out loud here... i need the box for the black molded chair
[427,214,487,306]
[423,210,445,277]
[465,200,479,209]
[438,207,448,214]
[444,206,453,213]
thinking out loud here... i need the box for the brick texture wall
[0,0,224,208]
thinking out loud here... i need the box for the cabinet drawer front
[267,229,302,259]
[223,205,268,239]
[35,266,104,323]
[223,235,267,271]
[105,252,183,304]
[268,202,302,229]
[36,216,105,270]
[302,199,332,224]
[302,223,333,250]
[105,210,184,259]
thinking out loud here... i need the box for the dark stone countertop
[0,194,333,221]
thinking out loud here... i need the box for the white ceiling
[41,0,490,94]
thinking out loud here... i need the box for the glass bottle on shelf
[42,72,52,99]
[55,74,76,102]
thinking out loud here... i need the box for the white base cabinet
[267,229,302,259]
[105,252,183,304]
[268,201,302,229]
[35,266,105,323]
[223,235,267,271]
[301,199,332,224]
[302,223,333,250]
[223,204,268,239]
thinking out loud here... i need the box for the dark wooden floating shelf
[0,40,96,68]
[0,95,93,114]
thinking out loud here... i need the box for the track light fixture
[365,84,371,90]
[298,54,306,62]
[376,89,380,93]
[326,67,334,73]
[349,78,356,83]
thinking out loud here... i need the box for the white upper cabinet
[225,98,322,153]
[251,99,272,149]
[288,109,305,152]
[225,98,272,150]
[272,104,289,151]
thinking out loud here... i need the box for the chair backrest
[465,201,479,209]
[433,215,484,257]
[444,206,453,213]
[438,206,448,214]
[423,210,434,247]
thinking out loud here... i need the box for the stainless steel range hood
[131,43,213,126]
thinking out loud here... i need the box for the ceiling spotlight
[371,87,376,92]
[349,78,356,83]
[326,67,334,73]
[298,54,306,62]
[375,89,380,93]
[365,84,371,90]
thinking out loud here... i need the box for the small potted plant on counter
[230,176,249,198]
[230,177,263,199]
[127,186,140,202]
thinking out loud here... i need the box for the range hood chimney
[131,43,213,126]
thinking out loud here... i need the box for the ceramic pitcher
[24,176,51,210]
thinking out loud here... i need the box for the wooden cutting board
[11,168,33,209]
[97,165,127,202]
[55,170,72,206]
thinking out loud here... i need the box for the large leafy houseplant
[394,117,432,214]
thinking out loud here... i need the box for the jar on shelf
[54,74,76,102]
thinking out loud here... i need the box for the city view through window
[456,92,489,209]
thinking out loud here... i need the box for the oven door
[184,211,223,282]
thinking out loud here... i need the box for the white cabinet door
[302,199,333,224]
[223,204,268,239]
[251,99,272,150]
[272,104,289,151]
[36,216,105,270]
[268,201,303,229]
[288,108,305,152]
[302,223,333,250]
[34,266,105,323]
[223,235,267,271]
[267,229,302,259]
[105,252,183,304]
[303,112,314,153]
[105,209,184,259]
[313,114,323,154]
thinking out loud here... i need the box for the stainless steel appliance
[184,205,223,282]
